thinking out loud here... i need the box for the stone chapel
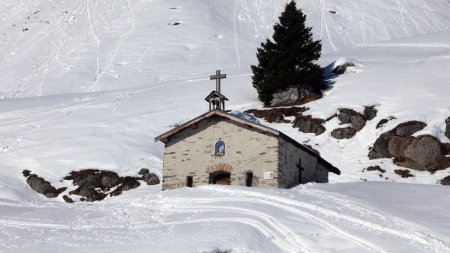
[155,70,340,190]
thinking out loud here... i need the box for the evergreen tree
[251,1,323,106]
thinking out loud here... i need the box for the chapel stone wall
[278,135,327,187]
[162,116,279,190]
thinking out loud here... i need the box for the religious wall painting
[215,138,225,156]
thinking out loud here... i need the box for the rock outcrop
[25,168,160,203]
[441,175,450,185]
[270,86,320,107]
[331,127,357,139]
[245,107,307,123]
[369,121,427,159]
[293,115,326,135]
[394,169,414,178]
[376,116,396,129]
[140,168,160,185]
[25,172,66,198]
[369,121,450,171]
[366,165,386,173]
[331,106,377,139]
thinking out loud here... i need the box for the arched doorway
[209,171,231,185]
[207,163,233,186]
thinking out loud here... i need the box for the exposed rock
[337,108,366,131]
[394,169,414,178]
[363,106,378,121]
[26,174,62,198]
[442,143,450,155]
[441,175,450,185]
[371,122,448,172]
[376,116,396,129]
[369,132,394,159]
[142,173,160,185]
[270,86,300,107]
[22,170,31,177]
[270,86,319,107]
[64,169,138,202]
[331,127,357,139]
[26,168,160,203]
[393,121,427,137]
[120,177,141,191]
[69,185,106,202]
[293,115,326,135]
[433,156,450,173]
[139,168,150,175]
[139,168,161,185]
[101,174,120,189]
[110,189,122,197]
[369,121,428,160]
[403,135,441,169]
[388,136,414,158]
[331,106,378,140]
[245,107,307,123]
[64,169,121,190]
[63,195,74,203]
[332,62,355,75]
[376,119,389,129]
[366,166,386,173]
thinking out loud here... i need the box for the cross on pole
[210,70,226,93]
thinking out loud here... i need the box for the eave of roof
[204,91,229,101]
[154,109,280,143]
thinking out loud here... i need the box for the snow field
[1,0,450,251]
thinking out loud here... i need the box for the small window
[246,172,253,187]
[215,139,225,156]
[186,176,193,187]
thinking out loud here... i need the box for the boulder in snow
[403,135,441,169]
[26,174,66,198]
[331,127,357,139]
[393,121,427,137]
[293,115,326,135]
[441,175,450,185]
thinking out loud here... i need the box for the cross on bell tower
[205,70,229,111]
[210,70,226,93]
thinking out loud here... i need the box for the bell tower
[205,70,228,111]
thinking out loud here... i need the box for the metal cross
[210,70,226,93]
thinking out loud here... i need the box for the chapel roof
[204,91,229,101]
[154,109,340,175]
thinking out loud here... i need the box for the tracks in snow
[163,187,449,253]
[86,0,101,91]
[233,0,242,69]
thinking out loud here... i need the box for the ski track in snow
[0,185,449,252]
[233,0,242,69]
[86,0,101,91]
[319,0,337,52]
[195,187,450,252]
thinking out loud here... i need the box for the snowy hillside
[1,0,450,252]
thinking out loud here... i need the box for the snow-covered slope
[1,0,449,187]
[2,183,450,253]
[1,0,450,251]
[1,0,449,98]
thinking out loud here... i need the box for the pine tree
[251,1,323,106]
